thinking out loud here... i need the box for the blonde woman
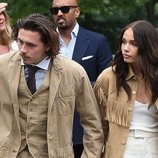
[0,2,18,55]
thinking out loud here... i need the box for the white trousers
[123,130,158,158]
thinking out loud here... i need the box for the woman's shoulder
[97,66,115,82]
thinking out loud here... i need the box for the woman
[93,20,158,158]
[0,2,18,55]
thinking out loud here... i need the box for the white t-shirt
[130,100,158,132]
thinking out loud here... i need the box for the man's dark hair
[19,13,59,59]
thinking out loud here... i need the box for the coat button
[13,149,17,153]
[128,107,132,112]
[132,91,136,95]
[121,140,126,145]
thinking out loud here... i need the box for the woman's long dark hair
[112,20,158,106]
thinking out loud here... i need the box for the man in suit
[0,13,104,158]
[50,0,112,157]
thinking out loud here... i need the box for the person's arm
[93,69,111,157]
[75,69,104,157]
[93,80,109,141]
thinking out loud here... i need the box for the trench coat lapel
[8,53,21,129]
[47,55,63,117]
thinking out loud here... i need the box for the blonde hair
[0,11,12,47]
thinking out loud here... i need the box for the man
[50,0,112,157]
[0,13,104,157]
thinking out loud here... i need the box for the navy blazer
[72,26,112,145]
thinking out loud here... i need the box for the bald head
[52,0,78,7]
[52,0,80,32]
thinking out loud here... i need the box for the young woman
[93,20,158,158]
[0,2,18,55]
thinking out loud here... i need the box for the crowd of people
[0,0,158,158]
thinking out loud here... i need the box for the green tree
[78,0,158,52]
[5,0,158,52]
[5,0,51,23]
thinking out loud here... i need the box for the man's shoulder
[54,55,88,79]
[56,54,85,71]
[0,51,18,62]
[79,26,106,39]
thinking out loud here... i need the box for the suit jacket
[72,26,112,144]
[73,26,112,82]
[0,52,104,158]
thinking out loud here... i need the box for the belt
[129,130,158,138]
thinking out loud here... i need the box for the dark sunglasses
[50,6,77,15]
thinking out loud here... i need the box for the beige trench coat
[0,52,104,158]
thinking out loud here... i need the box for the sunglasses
[50,6,77,15]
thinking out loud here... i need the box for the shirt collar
[21,56,51,70]
[56,22,79,39]
[72,22,79,37]
[126,65,136,81]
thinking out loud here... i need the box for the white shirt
[57,23,79,59]
[130,100,158,132]
[11,40,19,51]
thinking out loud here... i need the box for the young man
[50,0,112,157]
[0,13,104,158]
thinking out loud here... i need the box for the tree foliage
[4,0,158,53]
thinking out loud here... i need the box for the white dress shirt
[57,23,79,59]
